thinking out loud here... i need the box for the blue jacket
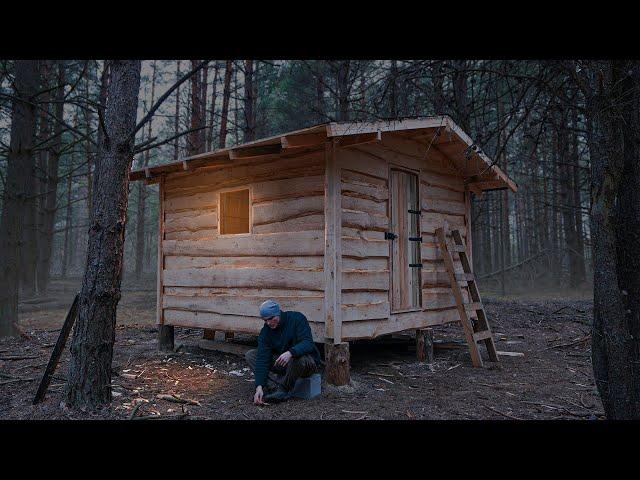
[254,311,321,387]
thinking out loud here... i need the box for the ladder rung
[473,331,493,342]
[451,245,467,253]
[455,273,475,282]
[464,302,483,312]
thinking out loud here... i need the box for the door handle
[385,231,397,240]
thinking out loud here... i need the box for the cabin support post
[158,325,175,352]
[416,328,434,363]
[156,174,174,352]
[203,329,216,340]
[323,139,349,385]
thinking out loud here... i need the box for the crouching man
[245,300,322,404]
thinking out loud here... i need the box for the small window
[219,188,250,234]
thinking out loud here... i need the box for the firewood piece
[33,293,79,405]
[158,325,174,352]
[416,328,434,363]
[325,342,350,386]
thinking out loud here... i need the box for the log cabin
[130,116,517,385]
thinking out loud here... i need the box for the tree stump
[325,342,350,386]
[416,328,434,363]
[158,325,174,352]
[224,331,234,341]
[203,329,216,341]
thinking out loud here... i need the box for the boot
[263,387,291,403]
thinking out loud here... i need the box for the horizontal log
[336,147,388,180]
[342,195,387,216]
[163,295,324,322]
[165,151,324,192]
[165,229,217,240]
[341,168,387,188]
[163,287,323,297]
[252,175,324,203]
[163,309,325,341]
[341,290,388,305]
[163,267,324,291]
[341,301,390,321]
[421,185,465,202]
[251,214,324,234]
[420,172,465,192]
[164,191,218,213]
[164,255,324,270]
[342,256,388,271]
[421,198,466,215]
[163,230,324,257]
[342,270,390,291]
[164,211,218,233]
[342,236,389,259]
[341,307,460,340]
[253,196,323,226]
[341,228,386,241]
[341,180,388,202]
[342,210,388,231]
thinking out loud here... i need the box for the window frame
[217,186,252,236]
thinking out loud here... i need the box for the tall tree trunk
[135,60,157,280]
[187,60,205,156]
[207,61,219,151]
[336,60,350,121]
[61,147,74,279]
[389,60,397,118]
[589,60,640,419]
[243,59,256,142]
[174,60,181,160]
[21,62,48,296]
[36,60,66,292]
[571,105,586,285]
[66,60,141,408]
[93,61,110,197]
[432,61,446,115]
[315,64,325,123]
[0,60,39,337]
[218,60,233,148]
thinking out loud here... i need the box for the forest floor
[0,278,598,420]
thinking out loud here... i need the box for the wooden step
[455,273,475,282]
[464,302,483,313]
[473,331,493,342]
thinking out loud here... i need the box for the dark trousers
[245,349,318,392]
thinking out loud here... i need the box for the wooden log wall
[337,133,471,340]
[159,150,326,340]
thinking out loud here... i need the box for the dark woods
[0,59,637,417]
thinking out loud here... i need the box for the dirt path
[0,292,600,420]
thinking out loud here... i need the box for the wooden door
[390,169,422,312]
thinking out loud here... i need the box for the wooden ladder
[435,227,498,367]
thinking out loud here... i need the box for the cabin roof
[130,115,517,193]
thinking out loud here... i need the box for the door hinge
[408,209,421,215]
[408,236,423,242]
[409,263,423,268]
[385,231,397,240]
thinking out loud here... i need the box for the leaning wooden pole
[33,293,80,404]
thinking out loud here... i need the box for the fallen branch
[0,355,40,361]
[483,405,523,420]
[128,402,143,420]
[132,412,189,420]
[156,393,201,406]
[542,336,590,351]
